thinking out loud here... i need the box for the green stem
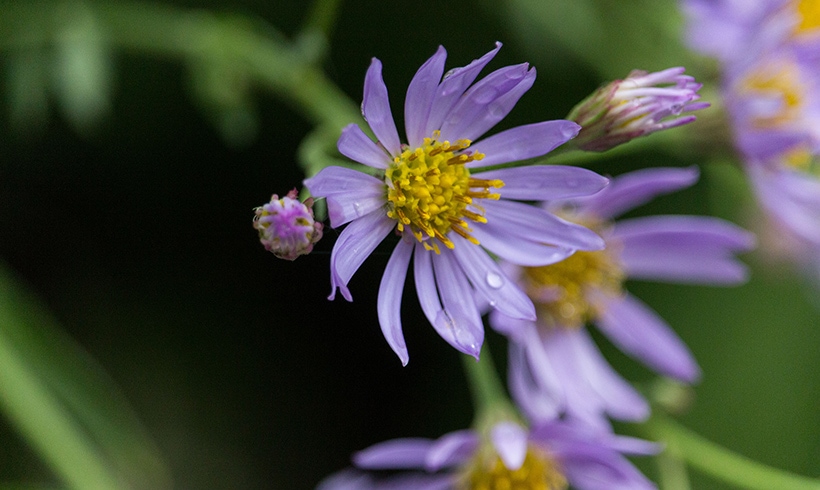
[0,0,363,133]
[301,0,344,39]
[460,345,518,432]
[655,449,692,490]
[650,415,820,490]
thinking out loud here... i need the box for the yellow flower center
[385,130,502,254]
[795,0,820,34]
[460,446,567,490]
[742,61,804,130]
[782,145,820,175]
[521,218,623,328]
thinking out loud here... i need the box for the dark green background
[1,0,818,488]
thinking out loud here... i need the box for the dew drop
[352,201,363,217]
[486,271,504,289]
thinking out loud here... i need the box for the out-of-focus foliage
[0,1,818,489]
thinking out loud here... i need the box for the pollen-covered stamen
[522,217,623,328]
[385,130,501,253]
[460,445,568,490]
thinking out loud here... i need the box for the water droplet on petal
[352,201,363,217]
[486,271,504,289]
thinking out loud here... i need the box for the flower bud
[568,67,709,151]
[253,189,323,260]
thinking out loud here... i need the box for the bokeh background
[1,0,818,489]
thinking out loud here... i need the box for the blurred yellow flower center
[461,446,567,490]
[795,0,820,33]
[742,61,804,129]
[522,219,623,328]
[783,145,820,175]
[385,130,501,254]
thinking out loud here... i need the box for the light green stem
[656,449,692,490]
[460,345,518,432]
[651,415,820,490]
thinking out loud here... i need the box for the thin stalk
[460,345,518,432]
[650,415,820,490]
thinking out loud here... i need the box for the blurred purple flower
[490,167,755,426]
[253,189,323,261]
[682,0,820,267]
[305,43,609,365]
[317,419,658,490]
[567,67,708,152]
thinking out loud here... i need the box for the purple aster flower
[567,67,709,152]
[682,0,820,259]
[317,419,658,490]
[681,0,791,63]
[253,189,323,260]
[490,167,756,426]
[304,43,608,365]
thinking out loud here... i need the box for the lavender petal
[450,234,535,320]
[482,199,606,251]
[362,58,401,156]
[425,42,502,135]
[595,292,701,382]
[476,165,608,200]
[615,215,755,284]
[574,166,699,219]
[490,421,529,471]
[405,46,447,148]
[337,123,391,169]
[353,438,435,469]
[439,64,535,142]
[468,120,581,167]
[304,166,386,228]
[431,250,484,358]
[328,210,395,301]
[377,239,414,365]
[425,430,479,471]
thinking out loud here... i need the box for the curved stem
[0,0,363,132]
[650,415,820,490]
[302,0,345,40]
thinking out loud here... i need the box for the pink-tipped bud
[567,67,709,152]
[253,189,323,260]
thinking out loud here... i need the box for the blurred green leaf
[485,0,699,79]
[51,2,114,134]
[0,263,171,490]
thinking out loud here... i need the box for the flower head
[317,419,658,490]
[491,167,755,425]
[253,189,323,260]
[683,0,820,62]
[567,67,709,152]
[305,43,608,365]
[682,0,820,266]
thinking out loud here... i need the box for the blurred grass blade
[0,263,171,490]
[487,0,697,79]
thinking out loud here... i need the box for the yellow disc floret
[741,61,804,130]
[521,218,623,328]
[460,445,568,490]
[385,130,502,254]
[795,0,820,34]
